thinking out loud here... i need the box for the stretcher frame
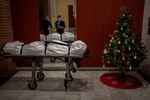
[2,54,84,90]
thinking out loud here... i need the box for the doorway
[48,0,76,32]
[68,5,75,32]
[39,0,76,32]
[39,0,77,69]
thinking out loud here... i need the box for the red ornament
[114,30,119,34]
[137,48,140,50]
[121,47,125,52]
[109,34,112,37]
[137,48,141,52]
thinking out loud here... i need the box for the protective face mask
[58,18,61,20]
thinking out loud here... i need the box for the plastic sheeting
[46,40,69,56]
[62,32,75,42]
[3,40,87,56]
[41,32,76,42]
[22,41,45,55]
[47,32,61,41]
[70,40,87,56]
[3,41,24,55]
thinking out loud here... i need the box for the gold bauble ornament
[121,27,123,31]
[129,47,131,51]
[123,34,126,37]
[104,49,107,54]
[123,13,125,17]
[118,41,121,44]
[107,61,110,64]
[134,56,137,59]
[129,66,132,70]
[132,39,135,43]
[111,37,114,40]
[122,57,125,60]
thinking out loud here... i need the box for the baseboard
[16,66,119,71]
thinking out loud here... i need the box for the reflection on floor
[0,71,150,100]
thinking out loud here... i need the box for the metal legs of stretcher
[28,57,44,90]
[27,57,76,90]
[64,58,74,90]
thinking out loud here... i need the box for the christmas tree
[102,8,147,75]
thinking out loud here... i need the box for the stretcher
[2,39,88,90]
[2,54,86,90]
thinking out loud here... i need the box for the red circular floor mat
[100,72,142,89]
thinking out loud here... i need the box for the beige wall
[142,0,150,64]
[56,0,75,31]
[140,0,150,78]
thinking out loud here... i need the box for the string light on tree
[102,7,147,75]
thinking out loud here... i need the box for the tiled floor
[0,70,150,100]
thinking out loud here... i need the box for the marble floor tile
[0,71,150,100]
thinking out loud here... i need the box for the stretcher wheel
[71,66,76,73]
[28,81,37,90]
[37,72,45,80]
[71,62,77,73]
[50,57,56,62]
